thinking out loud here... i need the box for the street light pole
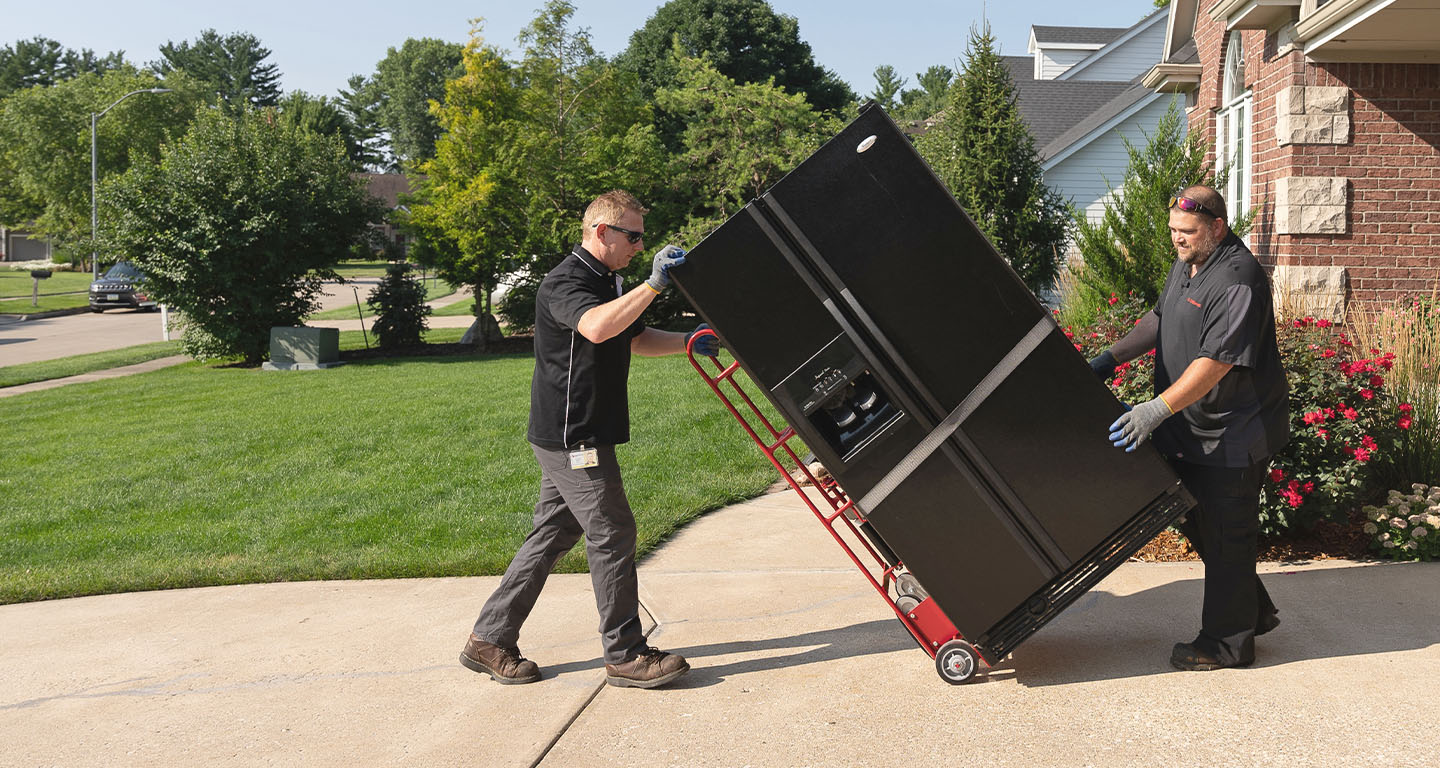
[91,87,172,280]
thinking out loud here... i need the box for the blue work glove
[1107,396,1173,452]
[1089,349,1118,380]
[646,245,687,291]
[684,323,722,357]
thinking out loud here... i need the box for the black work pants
[1171,458,1278,665]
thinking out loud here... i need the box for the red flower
[1354,448,1372,463]
[1399,415,1414,430]
[1399,403,1414,413]
[1108,296,1119,306]
[1317,318,1333,328]
[1341,406,1358,421]
[1361,435,1378,451]
[1360,388,1375,400]
[1316,427,1329,441]
[1322,348,1337,358]
[1269,468,1285,482]
[1370,375,1385,389]
[1302,410,1325,425]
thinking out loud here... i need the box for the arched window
[1215,32,1252,223]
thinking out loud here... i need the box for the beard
[1178,226,1222,265]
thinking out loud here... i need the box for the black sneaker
[1170,641,1253,671]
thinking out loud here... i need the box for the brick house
[360,173,414,258]
[1144,0,1440,315]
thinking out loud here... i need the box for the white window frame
[1215,32,1253,226]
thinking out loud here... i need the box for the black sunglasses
[600,222,645,244]
[1169,195,1220,219]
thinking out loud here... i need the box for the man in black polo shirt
[1092,185,1289,671]
[460,189,718,689]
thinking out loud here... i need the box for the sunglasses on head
[1169,195,1220,219]
[600,223,644,244]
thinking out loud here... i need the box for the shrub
[1258,317,1405,535]
[1363,484,1440,561]
[367,263,431,348]
[1065,290,1156,403]
[1348,295,1440,489]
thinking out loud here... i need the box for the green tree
[616,0,855,115]
[649,51,841,322]
[896,64,952,121]
[916,24,1068,295]
[408,5,665,332]
[0,37,125,98]
[276,90,367,168]
[869,65,905,111]
[367,262,431,348]
[1071,100,1250,309]
[0,66,208,255]
[99,106,382,363]
[364,38,464,170]
[153,30,282,109]
[337,74,385,170]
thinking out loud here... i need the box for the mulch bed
[1132,506,1372,562]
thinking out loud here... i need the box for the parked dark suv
[89,261,157,312]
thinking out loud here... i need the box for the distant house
[360,173,414,258]
[1144,0,1440,312]
[0,225,53,263]
[1012,7,1180,236]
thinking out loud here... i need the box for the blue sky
[9,1,1159,98]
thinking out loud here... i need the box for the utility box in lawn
[263,327,343,370]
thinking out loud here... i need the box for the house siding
[1038,49,1093,80]
[1189,18,1440,306]
[1060,21,1168,82]
[1047,97,1181,224]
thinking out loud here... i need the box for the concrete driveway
[3,488,1435,767]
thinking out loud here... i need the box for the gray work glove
[684,323,722,357]
[1108,396,1173,452]
[646,245,687,291]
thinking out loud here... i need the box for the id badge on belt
[569,446,599,469]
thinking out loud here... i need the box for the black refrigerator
[669,104,1195,662]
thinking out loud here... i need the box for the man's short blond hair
[583,190,649,231]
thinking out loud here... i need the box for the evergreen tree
[153,30,282,109]
[1071,100,1250,308]
[916,24,1068,295]
[869,65,905,111]
[337,74,385,170]
[0,37,125,98]
[895,64,952,122]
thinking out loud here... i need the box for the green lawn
[0,269,92,299]
[0,340,183,388]
[329,261,391,279]
[0,293,90,314]
[0,347,781,603]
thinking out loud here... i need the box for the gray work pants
[472,444,645,665]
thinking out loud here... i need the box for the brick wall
[1187,15,1440,309]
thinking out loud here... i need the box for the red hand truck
[687,330,986,684]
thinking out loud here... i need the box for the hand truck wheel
[896,595,920,615]
[935,639,979,684]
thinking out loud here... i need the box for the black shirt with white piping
[527,247,646,450]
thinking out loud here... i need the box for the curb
[0,306,92,321]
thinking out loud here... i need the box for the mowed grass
[0,293,90,314]
[308,279,456,320]
[0,270,93,298]
[0,340,183,388]
[0,349,781,603]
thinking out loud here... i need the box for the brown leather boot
[604,647,690,689]
[460,634,541,684]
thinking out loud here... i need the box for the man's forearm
[576,285,657,343]
[1159,356,1233,413]
[632,327,685,357]
[1110,310,1160,363]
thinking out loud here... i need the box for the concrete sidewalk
[2,489,1436,767]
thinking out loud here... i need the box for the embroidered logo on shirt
[1187,298,1203,308]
